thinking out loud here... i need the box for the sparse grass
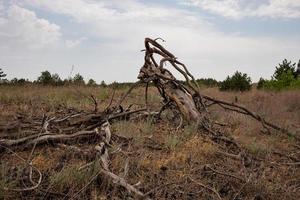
[165,134,181,150]
[0,163,18,199]
[0,85,299,199]
[246,140,269,157]
[49,161,100,193]
[183,124,198,137]
[50,165,85,191]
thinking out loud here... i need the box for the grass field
[0,85,299,199]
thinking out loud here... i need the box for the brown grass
[0,85,299,199]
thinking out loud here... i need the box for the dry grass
[0,85,299,199]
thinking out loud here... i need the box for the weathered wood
[138,38,204,124]
[164,82,201,122]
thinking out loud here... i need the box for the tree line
[0,70,107,87]
[0,58,299,91]
[220,59,300,91]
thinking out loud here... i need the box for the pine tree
[0,68,6,79]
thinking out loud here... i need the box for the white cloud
[65,37,87,48]
[23,0,212,39]
[0,4,62,49]
[1,0,299,83]
[183,0,300,19]
[255,0,300,18]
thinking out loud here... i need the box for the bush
[262,71,300,90]
[108,81,135,89]
[257,59,300,90]
[37,71,63,86]
[100,80,107,87]
[72,73,85,85]
[196,78,219,87]
[87,79,97,86]
[219,71,252,92]
[37,71,52,85]
[51,73,63,86]
[273,59,297,80]
[0,68,6,80]
[10,78,31,85]
[257,78,266,89]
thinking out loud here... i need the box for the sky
[0,0,300,83]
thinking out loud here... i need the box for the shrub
[219,71,252,92]
[108,81,135,89]
[0,68,6,79]
[257,78,266,89]
[87,79,97,86]
[10,78,31,85]
[51,73,63,86]
[273,59,297,80]
[258,59,300,90]
[72,73,85,85]
[262,71,300,90]
[196,78,219,87]
[297,59,300,77]
[100,80,107,87]
[37,71,63,86]
[37,71,52,85]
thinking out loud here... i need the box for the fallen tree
[138,38,290,136]
[0,38,297,199]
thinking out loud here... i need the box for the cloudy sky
[1,0,300,83]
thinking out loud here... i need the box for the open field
[0,85,300,200]
[1,1,300,200]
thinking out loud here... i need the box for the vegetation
[2,59,300,92]
[257,77,266,90]
[0,69,138,88]
[72,73,85,85]
[0,85,299,200]
[257,59,300,90]
[87,78,97,86]
[219,71,252,91]
[0,68,6,79]
[37,71,54,85]
[1,38,298,200]
[100,80,107,87]
[196,78,219,87]
[1,34,300,200]
[108,81,136,89]
[273,59,298,79]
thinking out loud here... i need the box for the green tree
[73,73,85,85]
[257,78,266,89]
[100,80,107,87]
[87,79,97,86]
[219,71,252,92]
[264,70,299,90]
[37,71,52,85]
[273,59,296,80]
[296,59,300,77]
[257,59,300,90]
[51,73,63,86]
[0,68,6,79]
[10,78,31,85]
[196,78,219,87]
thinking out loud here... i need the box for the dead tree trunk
[138,38,206,124]
[138,37,290,136]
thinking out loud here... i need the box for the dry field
[0,85,299,200]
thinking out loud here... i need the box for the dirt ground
[0,85,299,200]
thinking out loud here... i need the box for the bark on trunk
[164,82,201,123]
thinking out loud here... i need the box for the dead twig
[204,164,245,182]
[104,87,116,112]
[188,176,222,200]
[90,94,98,113]
[0,144,42,192]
